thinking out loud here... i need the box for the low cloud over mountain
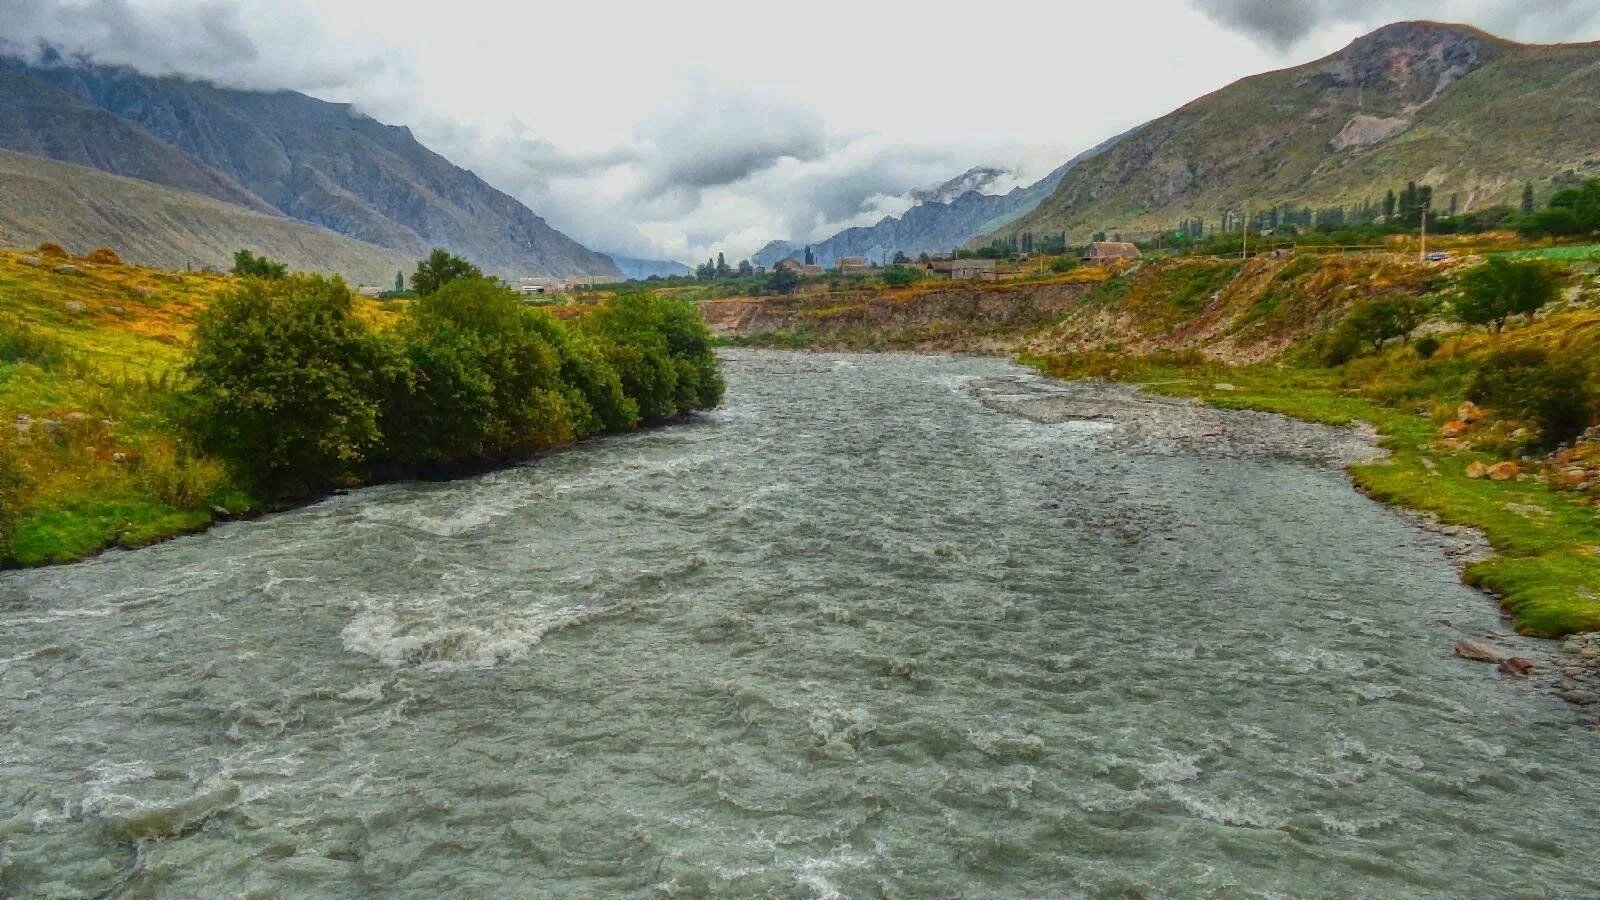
[1193,0,1600,51]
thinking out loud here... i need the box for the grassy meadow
[0,250,261,565]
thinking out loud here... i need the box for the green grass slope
[0,149,411,285]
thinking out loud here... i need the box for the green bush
[584,293,723,424]
[881,266,921,288]
[1455,257,1563,332]
[1413,335,1441,359]
[411,249,482,296]
[1316,325,1364,366]
[383,278,574,465]
[185,275,398,493]
[134,442,229,508]
[0,315,66,368]
[1467,348,1595,449]
[231,249,288,279]
[1339,296,1431,351]
[525,312,638,436]
[765,266,802,295]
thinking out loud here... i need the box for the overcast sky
[5,1,1600,264]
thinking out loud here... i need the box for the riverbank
[0,251,722,568]
[1025,352,1600,638]
[975,365,1600,708]
[703,253,1600,641]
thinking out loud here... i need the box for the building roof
[930,258,997,271]
[836,257,869,267]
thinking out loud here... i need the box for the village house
[776,259,824,276]
[1082,241,1142,265]
[835,257,869,273]
[514,274,616,298]
[929,258,997,280]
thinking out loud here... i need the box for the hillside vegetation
[0,149,411,284]
[0,250,720,568]
[996,22,1600,243]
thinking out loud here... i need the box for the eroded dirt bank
[700,280,1095,351]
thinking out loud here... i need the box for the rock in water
[1455,639,1505,663]
[1498,657,1535,677]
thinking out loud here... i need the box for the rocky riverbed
[968,372,1599,722]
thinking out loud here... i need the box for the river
[3,351,1598,898]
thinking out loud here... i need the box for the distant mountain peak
[909,167,1014,206]
[994,21,1600,243]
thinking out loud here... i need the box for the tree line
[192,250,723,497]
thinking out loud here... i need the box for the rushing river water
[3,351,1600,898]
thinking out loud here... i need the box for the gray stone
[1454,638,1505,663]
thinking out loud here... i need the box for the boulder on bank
[1488,462,1520,482]
[1455,638,1506,663]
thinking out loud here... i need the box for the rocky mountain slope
[752,135,1129,269]
[608,255,692,280]
[0,148,410,284]
[0,55,618,279]
[995,22,1600,241]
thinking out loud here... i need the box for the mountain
[909,167,1013,206]
[607,255,692,280]
[755,136,1127,270]
[994,22,1600,241]
[0,148,410,283]
[0,55,618,279]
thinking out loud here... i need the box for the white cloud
[6,0,1600,264]
[1193,0,1600,51]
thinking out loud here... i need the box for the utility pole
[1419,196,1430,262]
[1241,203,1249,261]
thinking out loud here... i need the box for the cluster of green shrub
[1515,179,1600,239]
[1304,254,1592,450]
[231,249,287,279]
[184,274,723,497]
[1468,348,1596,450]
[0,313,67,368]
[1317,257,1564,365]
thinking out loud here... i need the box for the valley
[5,9,1600,898]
